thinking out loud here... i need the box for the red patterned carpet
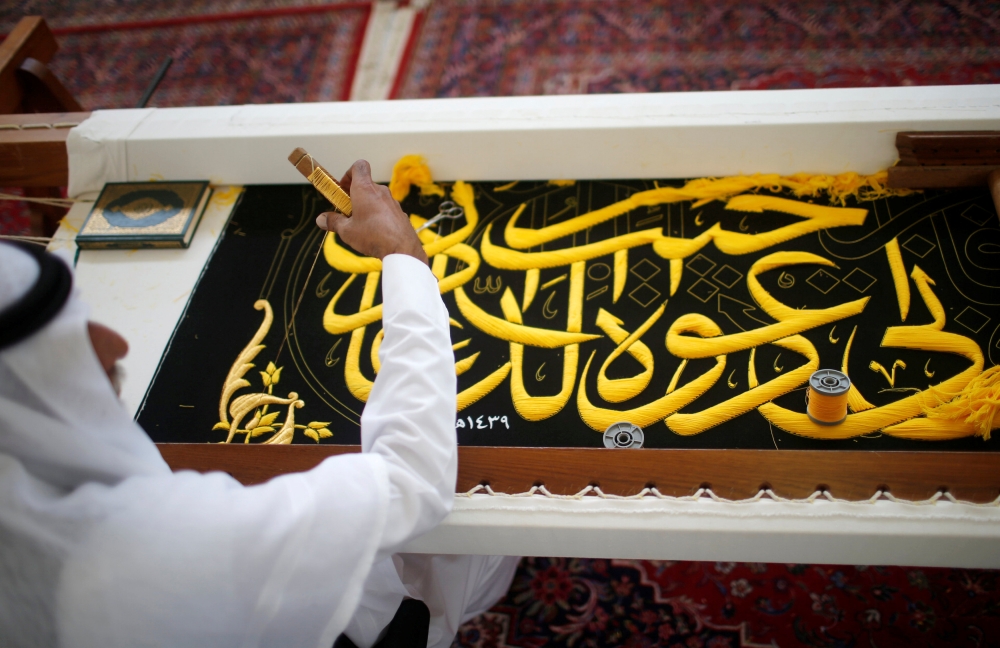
[3,4,1000,644]
[393,0,1000,97]
[1,0,370,234]
[3,1,370,109]
[455,558,1000,647]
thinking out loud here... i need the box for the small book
[77,181,211,249]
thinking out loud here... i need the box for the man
[0,160,518,648]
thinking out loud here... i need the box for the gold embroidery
[758,266,984,439]
[344,272,381,402]
[506,263,585,420]
[613,249,628,303]
[523,268,540,311]
[667,335,819,436]
[593,303,665,403]
[885,237,910,322]
[213,299,339,444]
[870,359,906,388]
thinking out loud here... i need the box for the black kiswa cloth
[138,181,1000,452]
[333,599,430,648]
[0,242,72,352]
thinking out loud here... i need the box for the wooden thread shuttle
[288,147,353,216]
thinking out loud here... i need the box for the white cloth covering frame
[60,86,1000,570]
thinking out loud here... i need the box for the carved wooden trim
[157,444,1000,504]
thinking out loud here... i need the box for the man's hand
[315,160,429,266]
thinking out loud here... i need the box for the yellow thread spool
[805,369,851,425]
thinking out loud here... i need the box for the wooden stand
[0,17,84,235]
[158,444,1000,504]
[887,131,1000,220]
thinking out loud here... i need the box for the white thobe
[0,250,516,648]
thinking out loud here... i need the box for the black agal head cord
[0,242,72,352]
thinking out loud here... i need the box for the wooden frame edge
[156,444,1000,504]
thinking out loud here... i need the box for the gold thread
[613,249,627,303]
[594,303,665,403]
[759,267,984,439]
[841,325,876,412]
[578,351,725,431]
[668,335,819,435]
[885,237,910,322]
[506,262,585,420]
[389,155,444,202]
[503,172,897,250]
[540,274,567,290]
[523,268,540,311]
[454,285,599,349]
[344,272,381,402]
[669,259,683,296]
[217,299,273,429]
[457,362,512,411]
[307,167,353,216]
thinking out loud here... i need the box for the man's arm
[318,160,457,555]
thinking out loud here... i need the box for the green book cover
[77,181,211,249]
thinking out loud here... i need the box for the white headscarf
[0,243,395,647]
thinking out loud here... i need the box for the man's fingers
[339,166,354,194]
[350,159,374,188]
[317,211,350,234]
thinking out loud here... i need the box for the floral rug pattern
[394,0,1000,97]
[453,558,1000,647]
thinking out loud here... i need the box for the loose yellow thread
[502,172,895,250]
[884,237,910,322]
[725,195,867,221]
[549,179,576,187]
[900,366,1000,440]
[323,180,480,275]
[493,181,519,192]
[388,155,445,202]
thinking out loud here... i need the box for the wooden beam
[0,17,59,113]
[0,111,90,186]
[887,164,1000,189]
[157,444,1000,504]
[896,131,1000,157]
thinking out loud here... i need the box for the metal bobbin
[805,369,851,425]
[603,422,644,449]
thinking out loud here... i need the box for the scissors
[415,201,465,233]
